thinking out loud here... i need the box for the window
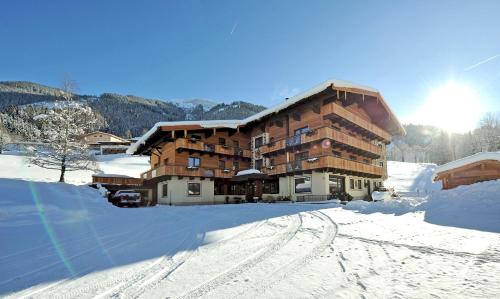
[333,151,341,158]
[163,158,169,165]
[379,161,384,167]
[190,134,202,140]
[364,180,370,188]
[294,126,309,136]
[358,179,362,190]
[188,157,200,168]
[161,183,168,198]
[263,181,279,194]
[270,158,275,166]
[255,136,263,148]
[219,137,226,145]
[215,183,224,195]
[188,183,201,196]
[362,158,369,164]
[255,159,263,169]
[295,151,309,161]
[329,175,344,193]
[219,160,226,170]
[233,161,239,171]
[350,179,354,189]
[233,140,240,148]
[295,175,311,193]
[349,155,357,161]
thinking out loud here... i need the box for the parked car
[111,190,141,207]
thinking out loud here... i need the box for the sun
[411,81,484,133]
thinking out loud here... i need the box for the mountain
[0,81,266,138]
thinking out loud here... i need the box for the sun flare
[410,81,484,133]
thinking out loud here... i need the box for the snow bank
[385,161,442,194]
[421,180,500,232]
[345,179,500,232]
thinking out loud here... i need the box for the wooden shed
[434,152,500,190]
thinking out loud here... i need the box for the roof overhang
[128,79,406,155]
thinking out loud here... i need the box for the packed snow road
[1,157,500,298]
[2,196,500,298]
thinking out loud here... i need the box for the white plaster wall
[157,177,215,205]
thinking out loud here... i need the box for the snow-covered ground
[1,159,499,298]
[0,153,149,184]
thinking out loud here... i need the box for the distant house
[434,152,500,189]
[81,132,131,155]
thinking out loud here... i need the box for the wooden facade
[127,80,404,205]
[434,159,500,190]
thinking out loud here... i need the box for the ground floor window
[161,183,168,198]
[349,179,354,189]
[188,182,201,196]
[329,175,344,193]
[295,175,311,193]
[357,179,362,189]
[263,180,279,194]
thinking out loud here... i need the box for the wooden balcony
[323,102,392,142]
[174,138,251,158]
[259,127,383,157]
[262,155,384,177]
[141,164,234,180]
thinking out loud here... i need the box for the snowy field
[1,157,500,298]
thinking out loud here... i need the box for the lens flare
[29,181,77,277]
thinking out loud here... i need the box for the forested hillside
[387,117,500,165]
[0,81,266,138]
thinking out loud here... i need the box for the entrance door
[244,181,252,201]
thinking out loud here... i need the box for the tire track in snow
[7,213,185,298]
[243,210,338,297]
[177,214,302,299]
[98,218,269,298]
[42,225,196,299]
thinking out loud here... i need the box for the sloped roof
[435,152,500,175]
[82,131,129,143]
[128,79,405,155]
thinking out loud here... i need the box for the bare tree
[29,77,102,182]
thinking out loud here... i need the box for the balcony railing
[175,138,251,158]
[141,164,234,180]
[286,135,302,147]
[322,102,392,141]
[259,126,383,157]
[262,155,384,177]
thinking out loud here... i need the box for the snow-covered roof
[128,78,403,155]
[242,79,379,125]
[236,169,262,176]
[126,120,242,154]
[92,174,135,178]
[435,152,500,175]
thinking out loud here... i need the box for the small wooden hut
[434,152,500,190]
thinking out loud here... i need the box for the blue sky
[1,0,499,130]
